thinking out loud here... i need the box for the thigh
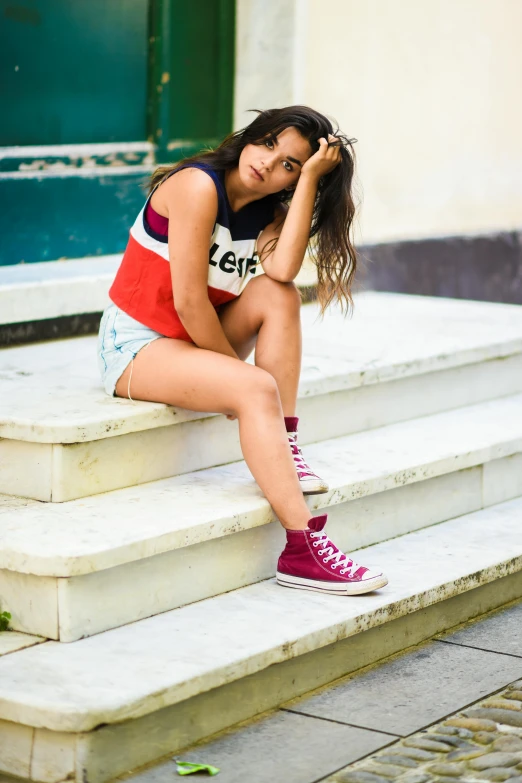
[114,336,275,415]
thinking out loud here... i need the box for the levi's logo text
[209,242,258,277]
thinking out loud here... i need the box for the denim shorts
[97,303,164,396]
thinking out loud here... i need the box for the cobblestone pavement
[324,682,522,783]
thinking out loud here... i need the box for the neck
[224,167,264,212]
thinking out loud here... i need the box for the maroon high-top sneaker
[284,416,329,495]
[276,513,388,595]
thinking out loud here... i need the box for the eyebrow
[271,135,302,167]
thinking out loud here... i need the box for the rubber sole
[276,571,389,596]
[299,481,330,495]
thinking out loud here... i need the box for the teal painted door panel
[149,0,235,160]
[169,0,235,138]
[1,0,148,145]
[0,0,236,265]
[0,172,150,265]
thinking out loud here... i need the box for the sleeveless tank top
[108,162,276,342]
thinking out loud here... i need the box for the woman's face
[239,127,313,195]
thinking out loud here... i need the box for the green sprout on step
[0,612,11,632]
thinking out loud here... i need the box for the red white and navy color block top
[109,162,276,343]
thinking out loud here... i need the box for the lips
[251,166,263,181]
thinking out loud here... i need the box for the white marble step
[2,292,522,501]
[1,498,521,783]
[0,632,45,657]
[0,255,121,325]
[0,253,318,326]
[3,393,522,642]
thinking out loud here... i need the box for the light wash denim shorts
[97,303,164,397]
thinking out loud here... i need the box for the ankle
[281,510,314,531]
[283,522,310,532]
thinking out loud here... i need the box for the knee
[282,280,302,312]
[252,367,280,397]
[263,276,302,314]
[237,367,281,412]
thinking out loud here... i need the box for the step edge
[3,342,522,444]
[0,274,115,294]
[3,427,522,577]
[1,547,521,733]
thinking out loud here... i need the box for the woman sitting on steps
[98,105,388,596]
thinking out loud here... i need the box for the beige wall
[234,0,522,244]
[300,0,522,244]
[233,0,296,130]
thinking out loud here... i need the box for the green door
[149,0,235,160]
[0,0,235,264]
[1,0,148,146]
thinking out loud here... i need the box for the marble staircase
[1,500,522,782]
[0,255,122,327]
[1,292,522,781]
[2,292,522,502]
[2,393,522,643]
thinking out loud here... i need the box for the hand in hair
[300,134,342,182]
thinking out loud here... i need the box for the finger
[326,145,341,159]
[317,137,328,152]
[327,133,342,146]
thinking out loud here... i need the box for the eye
[283,161,292,171]
[264,139,274,149]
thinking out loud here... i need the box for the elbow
[175,295,208,322]
[262,255,299,284]
[175,302,193,324]
[264,269,296,284]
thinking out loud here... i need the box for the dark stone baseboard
[0,313,103,347]
[357,229,522,304]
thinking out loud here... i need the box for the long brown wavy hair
[149,106,360,315]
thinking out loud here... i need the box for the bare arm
[257,174,318,282]
[259,135,342,282]
[164,168,239,359]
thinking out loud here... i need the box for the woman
[98,105,388,595]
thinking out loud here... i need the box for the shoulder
[159,166,218,198]
[263,201,288,231]
[273,202,288,222]
[155,166,219,217]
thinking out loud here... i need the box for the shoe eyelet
[313,542,319,547]
[340,569,346,574]
[323,558,329,563]
[318,549,325,556]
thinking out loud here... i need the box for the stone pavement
[118,598,522,783]
[325,683,522,783]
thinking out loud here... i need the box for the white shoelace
[288,432,316,479]
[309,531,361,576]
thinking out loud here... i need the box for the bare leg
[218,275,302,417]
[115,338,311,530]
